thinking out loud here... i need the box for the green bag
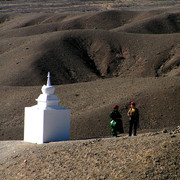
[110,120,116,127]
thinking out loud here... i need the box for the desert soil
[0,0,180,179]
[1,129,180,179]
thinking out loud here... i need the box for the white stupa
[24,72,71,144]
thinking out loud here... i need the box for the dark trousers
[129,120,137,136]
[111,121,124,136]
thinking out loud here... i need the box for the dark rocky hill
[0,0,179,141]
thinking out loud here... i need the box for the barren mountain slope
[0,1,179,141]
[0,76,179,140]
[0,1,180,179]
[0,10,180,86]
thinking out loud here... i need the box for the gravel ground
[0,128,179,179]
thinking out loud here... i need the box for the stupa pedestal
[24,72,71,144]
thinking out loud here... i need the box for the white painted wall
[43,109,70,142]
[24,107,44,144]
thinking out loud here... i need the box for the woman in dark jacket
[110,105,124,137]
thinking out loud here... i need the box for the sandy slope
[0,1,180,141]
[0,76,179,140]
[0,130,180,179]
[0,0,180,143]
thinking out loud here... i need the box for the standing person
[127,102,139,136]
[109,105,124,137]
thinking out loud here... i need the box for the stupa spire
[37,72,59,107]
[47,72,51,86]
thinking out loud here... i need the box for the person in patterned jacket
[127,102,139,136]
